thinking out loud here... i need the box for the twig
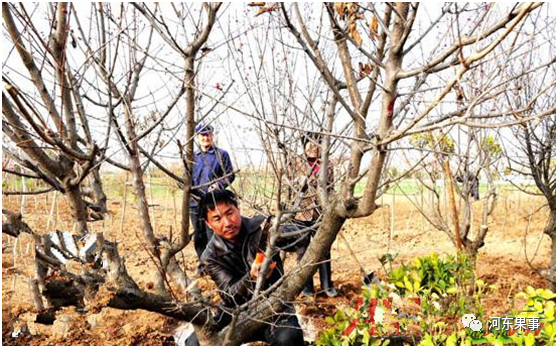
[338,232,367,279]
[148,168,157,236]
[522,202,546,273]
[46,192,57,232]
[119,173,129,239]
[390,192,395,252]
[3,188,55,196]
[222,311,238,346]
[443,159,462,250]
[20,176,26,214]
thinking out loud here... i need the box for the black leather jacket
[200,215,285,308]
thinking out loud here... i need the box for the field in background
[3,168,538,204]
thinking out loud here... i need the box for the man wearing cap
[190,122,236,271]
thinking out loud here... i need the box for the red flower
[508,328,516,336]
[355,297,364,310]
[368,298,378,324]
[534,324,544,336]
[392,321,400,334]
[343,319,359,336]
[383,298,393,310]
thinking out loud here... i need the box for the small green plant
[388,252,473,297]
[418,287,556,346]
[386,252,498,318]
[511,287,556,345]
[410,132,455,154]
[481,135,502,156]
[317,253,554,346]
[378,252,398,274]
[316,283,422,346]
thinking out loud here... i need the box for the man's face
[205,202,242,242]
[197,132,213,150]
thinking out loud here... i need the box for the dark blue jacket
[191,146,235,206]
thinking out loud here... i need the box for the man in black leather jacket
[186,189,304,345]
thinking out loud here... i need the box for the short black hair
[198,189,239,221]
[301,131,322,148]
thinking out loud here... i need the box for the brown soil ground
[2,189,552,345]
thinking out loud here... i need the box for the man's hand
[297,176,308,187]
[250,252,276,279]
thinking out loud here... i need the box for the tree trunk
[227,201,347,345]
[122,105,166,294]
[89,168,108,213]
[66,185,89,235]
[180,55,195,249]
[543,210,556,291]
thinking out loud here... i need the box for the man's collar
[211,233,232,256]
[210,215,266,256]
[196,145,216,155]
[242,215,266,236]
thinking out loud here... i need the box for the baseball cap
[195,122,214,135]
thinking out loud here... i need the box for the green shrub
[388,252,473,298]
[316,283,423,346]
[386,252,492,318]
[418,287,556,346]
[316,252,555,346]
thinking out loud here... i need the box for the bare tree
[205,2,552,343]
[3,2,554,345]
[3,2,109,235]
[130,2,222,295]
[513,114,556,291]
[502,49,556,289]
[404,127,503,257]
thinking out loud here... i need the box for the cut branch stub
[2,209,33,237]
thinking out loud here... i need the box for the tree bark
[227,202,347,345]
[543,209,556,291]
[66,184,89,235]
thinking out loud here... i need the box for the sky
[2,3,555,181]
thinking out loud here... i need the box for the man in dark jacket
[456,170,480,200]
[185,189,304,345]
[190,122,235,271]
